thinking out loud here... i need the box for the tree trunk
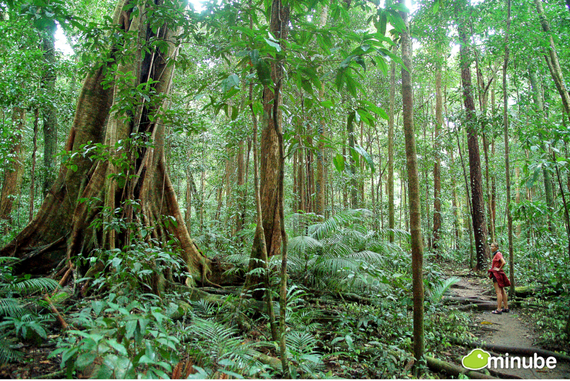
[432,54,442,252]
[458,5,490,270]
[534,0,570,121]
[243,0,289,299]
[503,0,515,295]
[399,1,424,363]
[315,5,328,218]
[448,147,461,249]
[388,50,396,242]
[29,109,39,221]
[0,108,26,228]
[236,139,246,235]
[0,0,208,283]
[457,129,475,268]
[348,114,358,208]
[41,20,58,197]
[529,65,555,231]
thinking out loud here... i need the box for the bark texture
[0,0,208,283]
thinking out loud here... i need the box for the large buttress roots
[1,0,208,283]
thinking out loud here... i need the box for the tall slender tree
[40,18,58,197]
[534,0,570,121]
[388,46,396,243]
[432,48,443,252]
[399,0,424,364]
[503,0,515,295]
[243,0,290,299]
[456,2,489,270]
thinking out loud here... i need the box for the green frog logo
[462,348,490,370]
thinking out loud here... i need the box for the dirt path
[449,275,570,379]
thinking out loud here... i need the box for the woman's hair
[491,242,499,249]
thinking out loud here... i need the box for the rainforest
[0,0,569,378]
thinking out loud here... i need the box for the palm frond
[428,276,461,304]
[286,331,317,355]
[0,338,23,364]
[0,298,25,317]
[0,257,20,265]
[348,250,384,265]
[312,257,359,277]
[191,300,218,317]
[308,212,353,240]
[288,236,323,255]
[2,277,60,295]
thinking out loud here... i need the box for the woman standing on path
[488,242,511,314]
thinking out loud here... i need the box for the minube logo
[462,349,490,370]
[462,348,557,371]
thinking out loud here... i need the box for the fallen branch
[51,266,73,297]
[44,294,68,330]
[35,370,66,379]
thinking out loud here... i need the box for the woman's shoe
[492,309,502,314]
[501,308,509,313]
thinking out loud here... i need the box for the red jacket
[488,251,511,288]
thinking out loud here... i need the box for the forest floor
[448,271,570,379]
[1,271,570,378]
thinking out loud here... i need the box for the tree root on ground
[425,356,496,379]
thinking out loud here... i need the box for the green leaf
[76,352,97,371]
[354,56,366,71]
[375,12,387,35]
[92,301,106,316]
[255,59,272,86]
[361,100,389,120]
[264,34,281,52]
[345,74,358,98]
[231,26,255,38]
[353,144,376,173]
[221,74,240,93]
[125,320,137,339]
[333,154,345,172]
